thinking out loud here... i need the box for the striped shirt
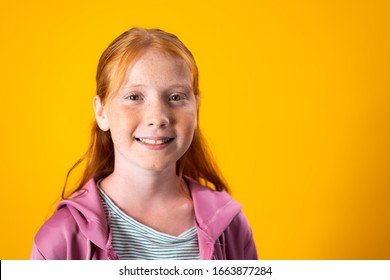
[98,187,200,260]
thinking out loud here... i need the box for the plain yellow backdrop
[0,0,389,259]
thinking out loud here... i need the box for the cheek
[181,107,197,124]
[179,109,198,136]
[108,111,138,140]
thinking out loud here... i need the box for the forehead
[123,49,192,87]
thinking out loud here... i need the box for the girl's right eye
[126,94,140,101]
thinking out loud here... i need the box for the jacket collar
[57,177,242,253]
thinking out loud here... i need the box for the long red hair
[62,27,229,198]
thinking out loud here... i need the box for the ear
[93,95,110,131]
[195,94,201,111]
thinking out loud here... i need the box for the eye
[168,94,185,101]
[126,94,141,101]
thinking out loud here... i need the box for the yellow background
[1,0,389,259]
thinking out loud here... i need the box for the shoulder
[223,211,258,260]
[184,177,258,259]
[186,177,242,227]
[32,206,86,259]
[225,211,253,240]
[31,179,108,260]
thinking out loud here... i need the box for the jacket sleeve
[243,228,258,260]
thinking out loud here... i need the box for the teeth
[138,138,170,145]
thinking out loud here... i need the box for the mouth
[135,137,175,145]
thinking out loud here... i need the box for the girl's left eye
[169,94,185,101]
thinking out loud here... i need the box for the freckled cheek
[110,114,139,140]
[178,110,197,133]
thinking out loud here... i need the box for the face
[94,49,197,173]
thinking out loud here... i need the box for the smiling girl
[31,27,257,260]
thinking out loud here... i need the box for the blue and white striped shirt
[98,187,200,260]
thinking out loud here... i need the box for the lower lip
[136,139,173,150]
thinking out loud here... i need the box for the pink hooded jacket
[31,177,257,260]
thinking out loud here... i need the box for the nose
[144,99,170,127]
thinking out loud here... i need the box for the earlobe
[93,95,110,131]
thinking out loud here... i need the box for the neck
[100,163,184,205]
[99,161,195,236]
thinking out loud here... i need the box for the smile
[135,137,174,145]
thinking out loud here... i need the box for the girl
[31,27,257,260]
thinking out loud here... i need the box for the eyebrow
[166,84,192,91]
[121,83,192,91]
[120,84,144,89]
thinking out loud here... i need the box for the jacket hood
[56,180,110,250]
[185,177,242,240]
[57,178,242,253]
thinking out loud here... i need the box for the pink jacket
[31,177,257,260]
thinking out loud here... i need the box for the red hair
[62,27,229,198]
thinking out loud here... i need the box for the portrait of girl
[30,27,257,260]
